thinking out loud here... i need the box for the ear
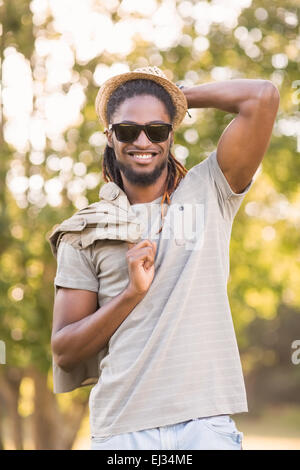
[105,129,113,148]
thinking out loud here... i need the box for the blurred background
[0,0,300,450]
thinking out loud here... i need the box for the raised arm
[183,79,280,194]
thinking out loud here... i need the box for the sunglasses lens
[146,125,170,142]
[115,124,139,142]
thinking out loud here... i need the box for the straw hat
[95,66,188,131]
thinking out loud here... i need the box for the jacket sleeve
[50,221,103,393]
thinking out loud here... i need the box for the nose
[132,129,152,147]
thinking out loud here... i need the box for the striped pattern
[55,149,254,438]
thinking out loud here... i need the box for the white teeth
[133,154,153,159]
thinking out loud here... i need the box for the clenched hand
[126,239,157,296]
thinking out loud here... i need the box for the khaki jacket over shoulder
[48,182,144,393]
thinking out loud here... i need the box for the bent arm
[183,79,280,194]
[51,286,145,372]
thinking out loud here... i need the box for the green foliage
[1,0,300,434]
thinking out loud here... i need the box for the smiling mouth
[127,152,158,162]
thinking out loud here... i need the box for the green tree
[1,0,299,449]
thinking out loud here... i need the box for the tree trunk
[0,368,24,450]
[30,367,88,449]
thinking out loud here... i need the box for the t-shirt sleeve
[54,241,99,292]
[206,148,254,220]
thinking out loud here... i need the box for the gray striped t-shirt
[54,149,254,438]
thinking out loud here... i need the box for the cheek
[111,136,123,152]
[165,139,172,152]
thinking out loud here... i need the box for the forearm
[53,286,145,371]
[183,78,275,114]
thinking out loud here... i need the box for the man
[49,66,279,450]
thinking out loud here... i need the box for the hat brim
[95,71,188,131]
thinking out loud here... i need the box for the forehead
[112,95,170,124]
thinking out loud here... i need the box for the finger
[144,260,151,270]
[126,242,136,250]
[134,246,155,259]
[127,239,153,251]
[128,247,155,265]
[144,253,155,270]
[151,240,157,254]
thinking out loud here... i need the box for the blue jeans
[91,415,244,450]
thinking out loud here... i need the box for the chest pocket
[164,202,205,251]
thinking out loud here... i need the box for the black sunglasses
[108,122,173,143]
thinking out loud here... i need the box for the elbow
[51,336,75,373]
[53,351,76,373]
[261,81,280,107]
[241,81,280,117]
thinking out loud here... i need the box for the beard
[115,154,169,187]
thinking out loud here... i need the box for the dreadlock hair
[102,79,188,233]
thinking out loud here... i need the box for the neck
[122,166,169,204]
